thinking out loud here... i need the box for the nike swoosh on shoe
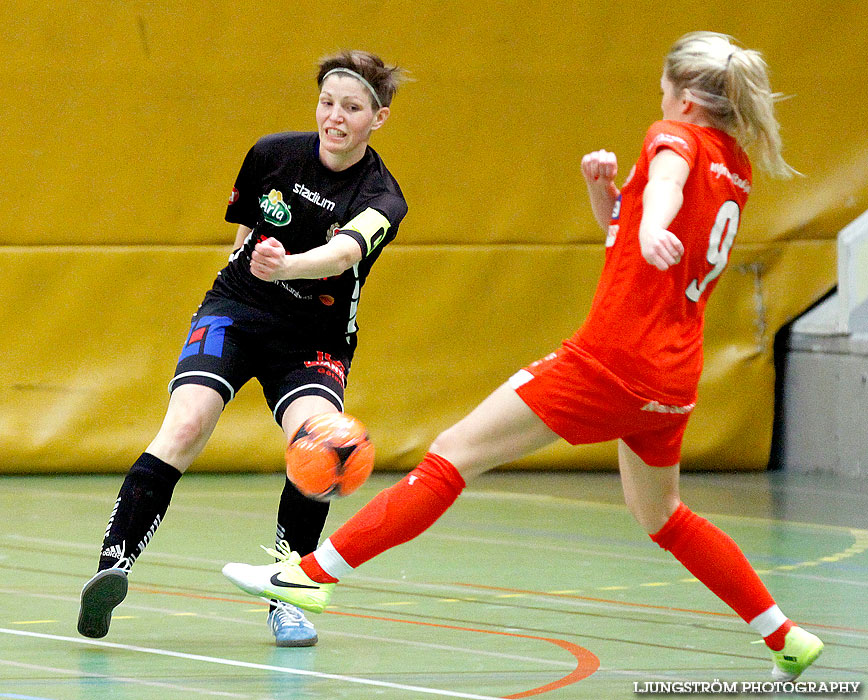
[269,573,321,590]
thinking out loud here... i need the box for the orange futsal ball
[286,413,375,501]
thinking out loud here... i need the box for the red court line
[130,584,599,696]
[325,609,600,698]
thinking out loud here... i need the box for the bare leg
[431,382,560,482]
[280,394,339,439]
[146,384,225,472]
[293,383,559,577]
[618,441,813,664]
[617,440,680,533]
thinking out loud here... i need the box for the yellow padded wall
[2,1,864,471]
[0,241,834,471]
[4,1,867,247]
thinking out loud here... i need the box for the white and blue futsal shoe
[268,600,318,647]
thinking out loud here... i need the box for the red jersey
[574,121,752,405]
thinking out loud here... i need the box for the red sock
[300,452,465,580]
[651,503,791,650]
[763,619,794,651]
[300,552,339,584]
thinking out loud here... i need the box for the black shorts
[168,292,350,426]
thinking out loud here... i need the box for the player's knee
[429,425,469,467]
[429,430,454,461]
[159,412,212,455]
[624,494,677,534]
[429,425,491,481]
[625,503,656,534]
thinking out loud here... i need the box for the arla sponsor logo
[259,189,292,226]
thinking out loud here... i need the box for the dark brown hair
[317,50,407,108]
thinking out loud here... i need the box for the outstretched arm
[581,150,620,231]
[250,234,363,282]
[638,149,690,270]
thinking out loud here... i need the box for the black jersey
[215,131,407,355]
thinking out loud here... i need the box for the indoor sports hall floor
[1,469,866,699]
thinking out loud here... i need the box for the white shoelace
[261,539,300,564]
[270,601,309,627]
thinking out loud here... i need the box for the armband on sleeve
[337,208,391,257]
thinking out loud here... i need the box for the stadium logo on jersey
[259,189,292,226]
[293,182,337,212]
[326,222,339,242]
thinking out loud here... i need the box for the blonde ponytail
[665,31,798,178]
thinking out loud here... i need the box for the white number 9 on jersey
[686,200,741,302]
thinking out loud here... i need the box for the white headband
[321,68,383,109]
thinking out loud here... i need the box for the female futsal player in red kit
[224,31,823,680]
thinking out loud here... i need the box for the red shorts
[509,345,694,467]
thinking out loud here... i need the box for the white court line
[429,531,683,565]
[0,659,246,698]
[0,628,505,700]
[0,584,578,670]
[3,581,865,645]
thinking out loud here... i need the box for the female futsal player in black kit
[78,49,408,647]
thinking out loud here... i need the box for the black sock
[98,453,182,572]
[275,476,330,556]
[270,477,330,613]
